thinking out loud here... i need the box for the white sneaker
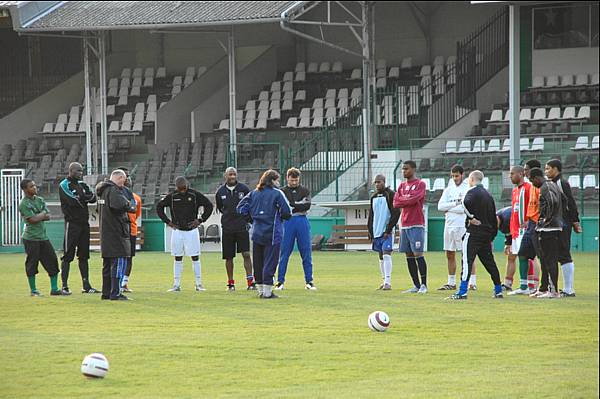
[195,284,206,292]
[274,282,284,290]
[167,286,181,292]
[418,284,428,294]
[508,288,531,296]
[305,282,317,290]
[402,286,419,294]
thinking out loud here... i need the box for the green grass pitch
[1,251,598,398]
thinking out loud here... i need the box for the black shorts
[62,221,90,262]
[518,221,537,260]
[23,239,59,277]
[130,235,137,257]
[222,230,250,260]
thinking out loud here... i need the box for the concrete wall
[302,2,502,69]
[0,71,84,146]
[532,47,599,77]
[190,45,279,139]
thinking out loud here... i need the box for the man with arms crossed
[393,160,428,294]
[437,165,474,291]
[157,176,213,292]
[368,174,400,290]
[215,167,255,292]
[59,162,98,294]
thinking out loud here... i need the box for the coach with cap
[59,162,98,294]
[96,169,137,301]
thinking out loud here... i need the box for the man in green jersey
[19,179,70,296]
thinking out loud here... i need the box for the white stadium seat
[571,136,589,150]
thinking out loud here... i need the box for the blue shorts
[372,234,394,253]
[399,227,425,253]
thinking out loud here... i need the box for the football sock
[28,276,37,292]
[527,259,536,290]
[246,275,254,286]
[469,275,477,286]
[50,274,59,292]
[561,262,575,294]
[448,275,456,286]
[228,279,235,286]
[121,275,129,288]
[378,259,384,280]
[416,257,427,286]
[504,276,513,288]
[192,260,202,286]
[263,284,272,298]
[382,255,392,285]
[406,257,420,287]
[518,257,529,290]
[173,260,183,287]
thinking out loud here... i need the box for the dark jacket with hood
[59,176,97,224]
[96,180,137,258]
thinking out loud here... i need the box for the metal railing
[281,105,363,197]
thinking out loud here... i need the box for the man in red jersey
[393,160,428,294]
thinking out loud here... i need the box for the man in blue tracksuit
[237,170,292,299]
[275,168,316,291]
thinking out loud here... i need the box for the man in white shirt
[437,165,475,290]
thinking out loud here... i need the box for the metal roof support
[508,4,520,166]
[83,33,94,174]
[97,31,108,175]
[228,27,237,168]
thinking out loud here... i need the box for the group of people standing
[19,164,315,300]
[367,158,580,300]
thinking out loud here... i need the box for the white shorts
[171,229,201,257]
[511,229,524,255]
[444,226,466,252]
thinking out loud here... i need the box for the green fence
[2,217,597,254]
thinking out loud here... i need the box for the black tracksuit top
[156,188,213,231]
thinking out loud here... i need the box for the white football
[81,353,109,378]
[368,311,390,332]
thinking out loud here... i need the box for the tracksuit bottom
[102,257,128,299]
[60,222,92,290]
[277,215,313,284]
[253,242,281,286]
[459,232,502,295]
[537,231,560,293]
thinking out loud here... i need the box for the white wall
[532,47,600,77]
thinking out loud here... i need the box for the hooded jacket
[59,176,96,224]
[96,180,137,258]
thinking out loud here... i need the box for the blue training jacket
[237,186,292,246]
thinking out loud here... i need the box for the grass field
[0,251,598,398]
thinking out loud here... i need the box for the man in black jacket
[530,167,563,298]
[96,170,137,300]
[59,162,98,294]
[275,168,316,290]
[215,167,254,292]
[157,176,213,292]
[367,174,400,290]
[545,159,581,297]
[447,170,503,300]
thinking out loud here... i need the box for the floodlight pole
[508,4,520,167]
[228,27,237,168]
[98,31,108,175]
[83,34,93,174]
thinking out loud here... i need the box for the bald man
[59,162,98,294]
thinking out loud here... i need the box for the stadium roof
[11,1,300,31]
[0,1,18,8]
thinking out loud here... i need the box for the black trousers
[102,257,127,299]
[557,226,573,265]
[23,239,59,277]
[538,231,560,293]
[61,221,91,289]
[460,232,501,287]
[125,235,136,276]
